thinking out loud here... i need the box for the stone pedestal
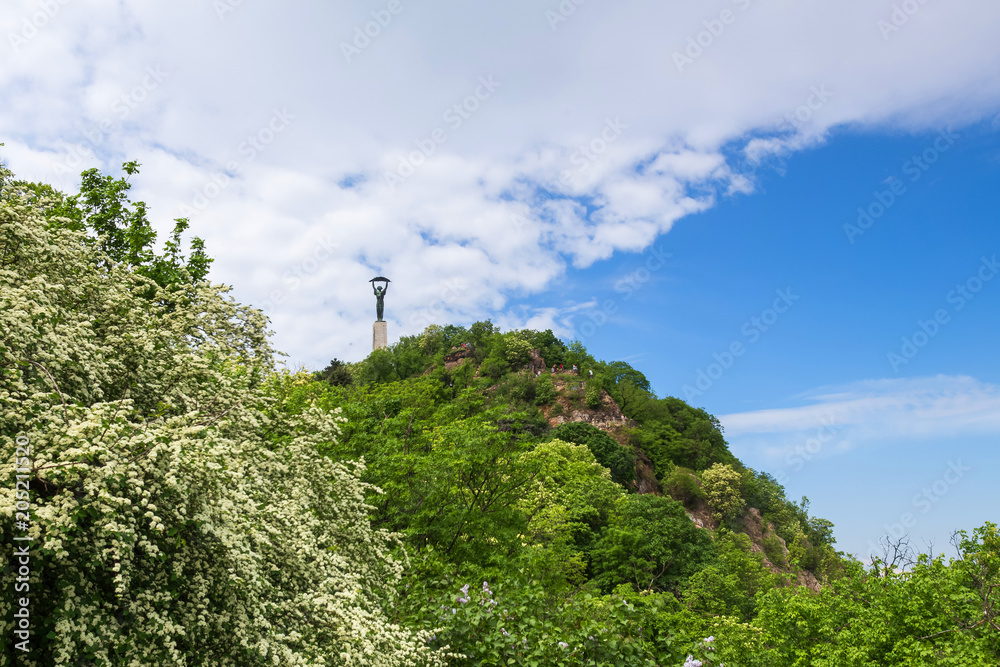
[373,320,387,351]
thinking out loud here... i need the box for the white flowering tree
[0,165,447,666]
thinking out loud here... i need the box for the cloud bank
[3,0,1000,365]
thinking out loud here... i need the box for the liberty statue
[370,276,390,321]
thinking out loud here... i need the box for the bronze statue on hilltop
[370,276,390,321]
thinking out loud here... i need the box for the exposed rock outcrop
[632,448,661,495]
[542,375,633,430]
[443,346,474,370]
[685,498,717,531]
[527,349,548,375]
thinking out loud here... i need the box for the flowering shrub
[701,464,744,524]
[0,175,446,665]
[682,636,718,666]
[407,575,656,667]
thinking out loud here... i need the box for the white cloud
[3,0,1000,365]
[720,375,1000,463]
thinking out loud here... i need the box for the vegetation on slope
[2,161,996,665]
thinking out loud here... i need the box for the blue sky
[560,125,1000,560]
[2,0,998,563]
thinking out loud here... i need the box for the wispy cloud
[720,375,1000,464]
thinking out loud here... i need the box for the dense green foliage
[300,320,998,664]
[317,358,354,387]
[589,494,715,593]
[3,161,996,665]
[551,422,636,487]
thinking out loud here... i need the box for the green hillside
[311,325,839,583]
[2,162,997,665]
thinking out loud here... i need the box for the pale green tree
[501,332,533,368]
[517,439,625,585]
[701,463,745,524]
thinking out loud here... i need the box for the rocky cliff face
[542,374,632,430]
[443,346,474,370]
[527,348,548,375]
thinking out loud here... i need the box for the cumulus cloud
[3,0,1000,365]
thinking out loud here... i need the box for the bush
[479,352,509,380]
[664,466,706,508]
[585,379,603,409]
[741,469,786,517]
[535,373,555,405]
[551,422,635,487]
[763,533,787,567]
[493,371,536,404]
[789,533,819,572]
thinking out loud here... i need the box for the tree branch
[20,358,69,426]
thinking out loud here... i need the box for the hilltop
[314,324,842,594]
